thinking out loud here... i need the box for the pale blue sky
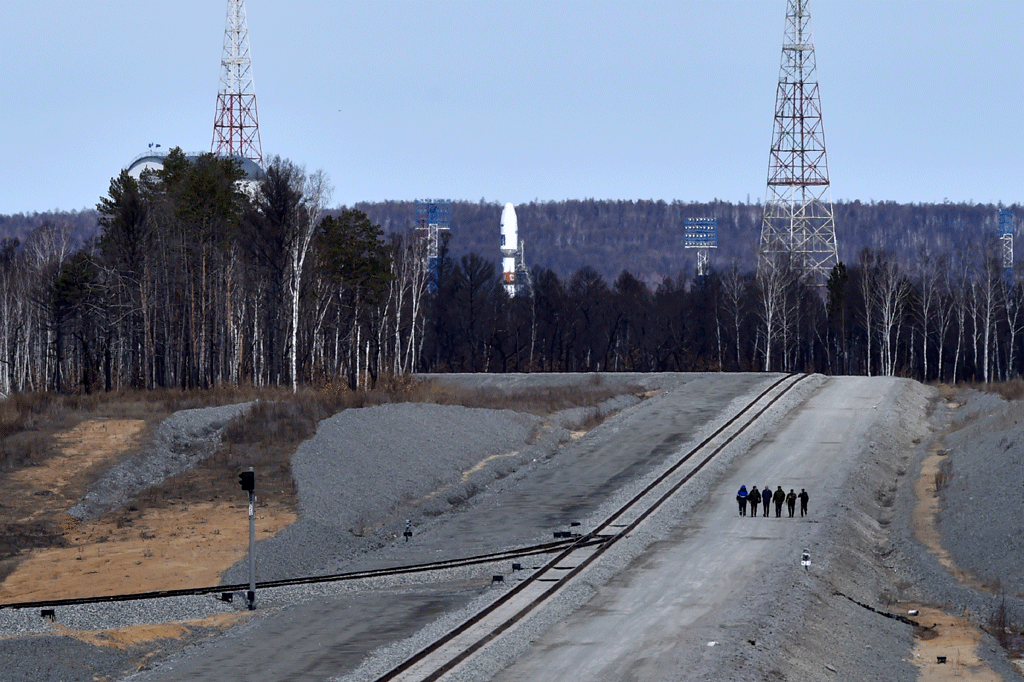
[1,0,1021,215]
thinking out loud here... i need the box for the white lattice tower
[999,209,1014,282]
[758,0,837,284]
[211,0,263,167]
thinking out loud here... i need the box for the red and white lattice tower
[758,0,837,283]
[211,0,263,168]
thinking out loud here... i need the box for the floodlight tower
[999,209,1014,283]
[684,217,718,285]
[415,199,451,286]
[211,0,263,168]
[758,0,838,284]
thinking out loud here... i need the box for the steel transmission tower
[758,0,837,284]
[211,0,263,167]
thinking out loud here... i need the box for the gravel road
[2,373,1023,681]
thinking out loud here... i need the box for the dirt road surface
[489,375,902,680]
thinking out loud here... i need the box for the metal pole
[247,467,256,610]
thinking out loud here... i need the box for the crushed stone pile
[66,403,253,521]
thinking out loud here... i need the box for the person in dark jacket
[748,486,760,517]
[762,486,772,517]
[799,488,809,517]
[772,486,785,517]
[786,489,797,517]
[736,485,748,516]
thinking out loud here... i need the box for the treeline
[424,240,1023,383]
[1,169,1022,394]
[0,210,97,252]
[4,199,1019,286]
[355,199,1021,286]
[0,149,400,394]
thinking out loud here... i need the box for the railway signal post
[238,467,256,609]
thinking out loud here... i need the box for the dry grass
[985,596,1012,649]
[962,378,1024,401]
[934,458,952,493]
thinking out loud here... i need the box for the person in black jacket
[772,486,785,517]
[762,486,772,517]
[799,488,809,517]
[786,489,797,517]
[748,486,760,517]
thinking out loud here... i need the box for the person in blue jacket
[761,485,772,517]
[736,485,748,516]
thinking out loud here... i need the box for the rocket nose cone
[500,202,518,252]
[500,203,518,232]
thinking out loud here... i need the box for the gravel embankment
[1,376,661,682]
[67,402,254,521]
[885,387,1024,680]
[932,390,1024,594]
[220,392,644,583]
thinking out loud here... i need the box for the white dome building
[125,149,262,184]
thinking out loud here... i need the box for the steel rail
[374,373,808,682]
[0,537,602,611]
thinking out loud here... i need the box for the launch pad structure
[415,200,451,287]
[758,0,838,285]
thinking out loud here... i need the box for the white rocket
[500,202,518,296]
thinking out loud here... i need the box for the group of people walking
[736,485,808,518]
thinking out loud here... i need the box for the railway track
[373,372,809,682]
[0,536,598,612]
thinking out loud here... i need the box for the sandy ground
[908,604,1003,681]
[5,420,148,523]
[0,419,294,605]
[906,407,1007,681]
[38,612,249,655]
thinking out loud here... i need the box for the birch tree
[720,263,749,370]
[871,250,911,377]
[250,157,332,390]
[755,256,792,372]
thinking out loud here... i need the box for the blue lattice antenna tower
[758,0,838,284]
[415,200,451,286]
[684,217,718,284]
[999,209,1014,283]
[211,0,263,168]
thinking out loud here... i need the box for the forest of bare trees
[0,160,1021,395]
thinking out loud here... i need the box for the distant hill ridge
[2,200,1019,285]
